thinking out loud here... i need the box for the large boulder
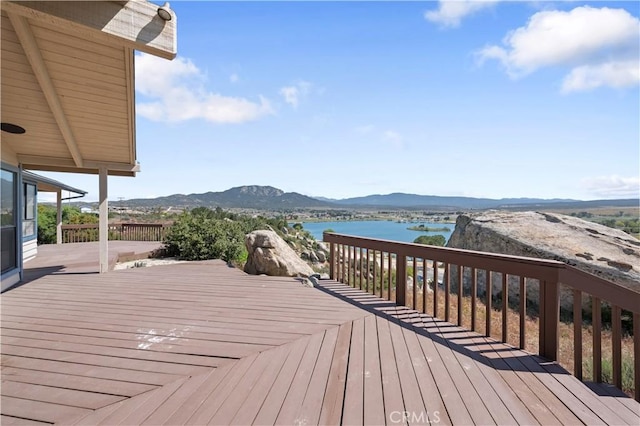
[245,230,314,277]
[447,211,640,310]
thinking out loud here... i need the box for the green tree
[37,205,99,244]
[37,205,57,244]
[413,234,446,246]
[163,208,291,263]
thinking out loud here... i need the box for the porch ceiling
[0,1,177,177]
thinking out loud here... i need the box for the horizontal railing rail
[324,232,640,401]
[61,223,172,243]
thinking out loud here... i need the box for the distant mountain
[121,185,333,209]
[332,193,581,210]
[118,185,638,211]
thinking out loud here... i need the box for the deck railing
[324,232,640,401]
[61,223,171,243]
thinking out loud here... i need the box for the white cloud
[582,175,640,199]
[425,0,499,28]
[476,6,640,91]
[383,130,403,147]
[279,81,312,109]
[135,53,273,124]
[229,73,239,83]
[561,60,640,93]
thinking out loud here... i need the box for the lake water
[301,220,454,244]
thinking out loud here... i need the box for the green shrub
[164,213,246,262]
[413,234,446,246]
[163,208,289,263]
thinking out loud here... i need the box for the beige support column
[56,189,62,244]
[99,166,108,273]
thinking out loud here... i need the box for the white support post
[99,166,108,273]
[56,189,62,244]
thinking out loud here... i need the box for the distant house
[1,1,177,291]
[80,206,97,215]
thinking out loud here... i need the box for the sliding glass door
[1,168,17,275]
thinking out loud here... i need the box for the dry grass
[345,273,636,396]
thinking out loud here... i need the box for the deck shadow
[315,278,567,375]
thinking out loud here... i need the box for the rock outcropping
[447,211,640,309]
[245,230,314,277]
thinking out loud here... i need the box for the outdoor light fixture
[1,123,26,134]
[157,2,172,21]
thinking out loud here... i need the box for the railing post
[539,278,560,362]
[396,254,406,306]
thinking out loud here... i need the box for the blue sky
[41,1,640,202]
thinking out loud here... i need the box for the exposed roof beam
[8,12,85,168]
[2,1,177,60]
[18,155,140,177]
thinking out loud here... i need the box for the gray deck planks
[229,344,292,426]
[0,367,156,397]
[297,325,339,425]
[162,362,236,425]
[0,396,90,424]
[0,246,637,425]
[376,314,407,421]
[184,353,261,425]
[318,321,353,426]
[341,317,365,425]
[0,381,125,410]
[273,331,325,425]
[362,314,387,426]
[251,335,310,425]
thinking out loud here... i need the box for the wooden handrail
[323,232,639,401]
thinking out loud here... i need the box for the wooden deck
[21,241,163,283]
[2,246,639,424]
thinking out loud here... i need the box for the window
[1,169,17,273]
[23,183,36,238]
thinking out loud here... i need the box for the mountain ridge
[114,185,639,211]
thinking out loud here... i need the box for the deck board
[1,244,638,425]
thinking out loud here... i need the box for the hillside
[336,193,570,209]
[114,185,638,211]
[120,186,333,210]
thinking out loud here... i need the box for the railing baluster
[471,267,477,332]
[634,312,640,402]
[573,289,582,380]
[372,250,377,296]
[422,258,427,315]
[612,305,622,389]
[359,247,364,290]
[412,257,417,310]
[433,260,439,318]
[387,253,392,301]
[592,297,602,383]
[444,263,450,323]
[520,277,526,350]
[458,265,463,326]
[339,244,344,283]
[486,270,492,337]
[347,246,351,286]
[380,252,385,299]
[502,273,508,343]
[365,248,369,293]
